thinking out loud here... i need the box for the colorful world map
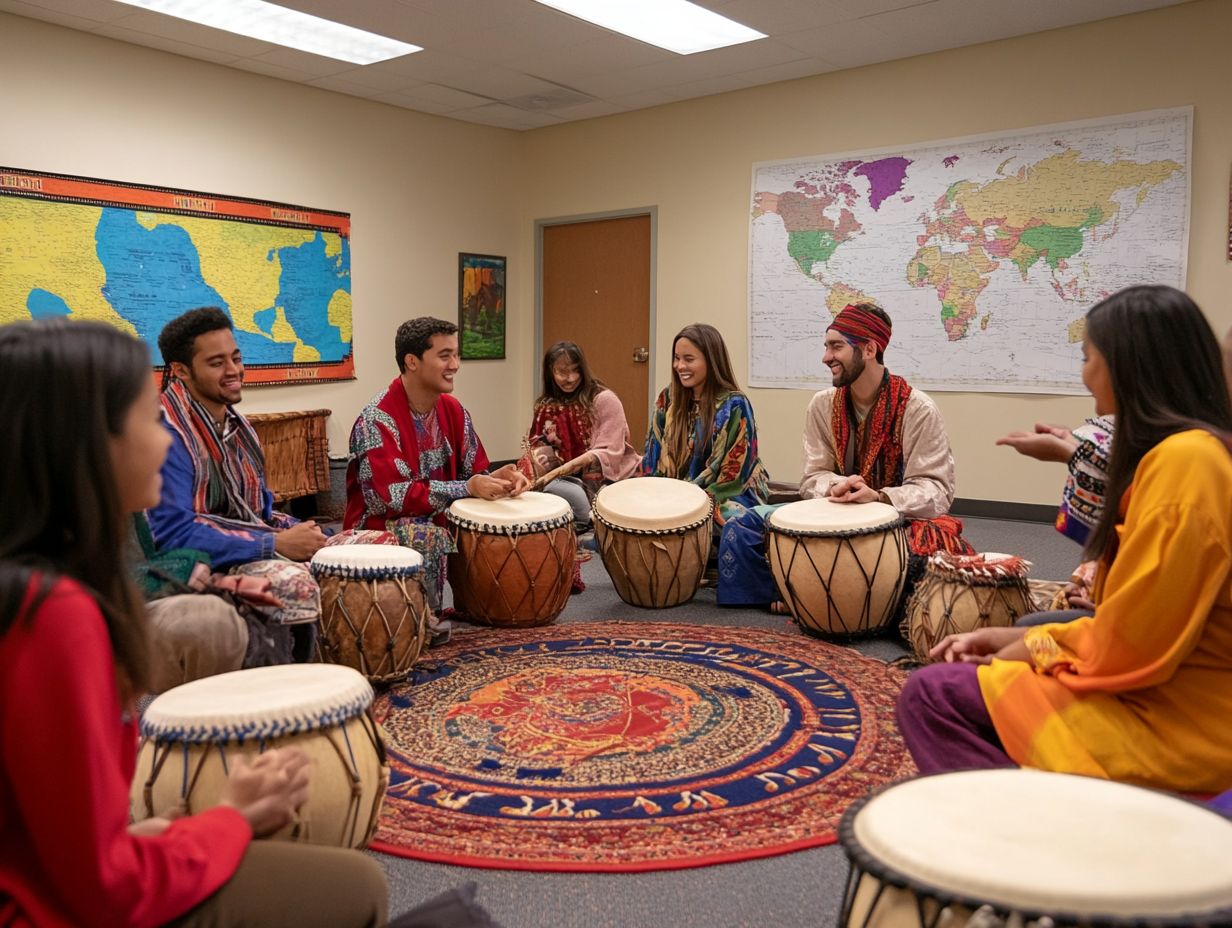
[748,108,1190,392]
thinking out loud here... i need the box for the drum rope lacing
[447,513,574,536]
[140,692,374,743]
[310,563,422,579]
[767,516,904,539]
[591,498,715,536]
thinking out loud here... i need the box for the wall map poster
[0,167,353,384]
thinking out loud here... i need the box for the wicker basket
[247,409,331,503]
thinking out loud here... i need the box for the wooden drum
[592,477,714,608]
[131,664,387,849]
[447,492,575,627]
[310,543,430,684]
[904,551,1035,662]
[766,498,907,638]
[839,769,1232,928]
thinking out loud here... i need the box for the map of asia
[748,108,1190,393]
[0,168,352,384]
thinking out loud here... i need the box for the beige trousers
[146,594,248,694]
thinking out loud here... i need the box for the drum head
[311,543,422,577]
[448,491,572,528]
[142,664,374,742]
[768,497,900,534]
[593,477,712,530]
[849,769,1232,917]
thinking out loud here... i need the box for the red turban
[830,304,891,353]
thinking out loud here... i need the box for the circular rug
[370,621,915,871]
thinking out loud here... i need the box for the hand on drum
[1063,560,1097,611]
[827,475,880,504]
[995,423,1078,463]
[468,465,531,501]
[929,626,1028,665]
[219,747,312,837]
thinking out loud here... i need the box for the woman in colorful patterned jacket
[897,285,1232,796]
[519,340,641,528]
[642,323,770,525]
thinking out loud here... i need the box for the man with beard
[717,302,970,613]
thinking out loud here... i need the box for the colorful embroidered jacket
[641,388,770,525]
[979,430,1232,793]
[345,377,490,530]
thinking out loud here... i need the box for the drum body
[311,544,430,683]
[131,665,387,849]
[447,492,575,627]
[766,499,907,638]
[905,552,1035,662]
[839,769,1232,928]
[592,477,714,608]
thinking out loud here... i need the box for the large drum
[904,551,1035,662]
[447,492,575,627]
[766,498,907,638]
[131,664,388,849]
[592,477,714,608]
[310,543,430,684]
[839,769,1232,928]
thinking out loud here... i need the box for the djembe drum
[447,492,575,627]
[766,498,907,638]
[839,769,1232,928]
[131,664,388,849]
[904,551,1035,662]
[310,543,430,684]
[592,477,714,608]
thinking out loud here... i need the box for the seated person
[345,316,528,612]
[997,416,1114,622]
[719,303,969,610]
[0,318,388,927]
[518,340,641,529]
[642,323,769,526]
[897,285,1232,797]
[145,307,325,647]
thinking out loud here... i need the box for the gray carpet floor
[371,515,1078,928]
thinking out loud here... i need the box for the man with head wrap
[718,302,971,613]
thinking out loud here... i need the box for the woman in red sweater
[0,319,387,927]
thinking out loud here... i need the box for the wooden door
[541,215,652,444]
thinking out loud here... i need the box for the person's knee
[344,853,390,927]
[146,595,248,692]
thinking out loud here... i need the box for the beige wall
[516,0,1231,504]
[4,1,1229,504]
[0,12,526,460]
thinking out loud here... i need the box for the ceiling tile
[435,64,581,102]
[93,24,246,65]
[230,57,322,83]
[396,82,495,108]
[775,18,900,67]
[106,9,277,57]
[537,99,630,121]
[448,102,563,130]
[712,0,856,33]
[246,47,359,78]
[309,73,422,96]
[371,91,459,114]
[736,56,838,85]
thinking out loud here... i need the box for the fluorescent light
[111,0,422,64]
[532,0,765,55]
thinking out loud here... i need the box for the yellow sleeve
[1028,431,1232,693]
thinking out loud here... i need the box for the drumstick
[531,451,596,491]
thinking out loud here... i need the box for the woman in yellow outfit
[896,284,1232,795]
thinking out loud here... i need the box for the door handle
[632,347,649,363]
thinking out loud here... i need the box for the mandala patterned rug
[369,621,915,871]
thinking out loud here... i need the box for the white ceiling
[0,0,1190,130]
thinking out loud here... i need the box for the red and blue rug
[370,621,914,871]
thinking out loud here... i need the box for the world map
[0,169,353,384]
[748,108,1190,392]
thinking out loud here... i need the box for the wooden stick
[531,451,596,491]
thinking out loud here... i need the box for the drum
[446,491,575,627]
[310,543,430,684]
[131,664,388,849]
[839,769,1232,928]
[904,552,1035,662]
[591,477,714,608]
[766,498,907,638]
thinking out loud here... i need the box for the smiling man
[146,306,325,655]
[718,302,970,612]
[344,316,528,613]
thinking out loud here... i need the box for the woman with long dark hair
[642,323,770,525]
[897,285,1232,794]
[519,340,640,526]
[0,319,387,926]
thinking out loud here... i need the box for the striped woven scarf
[161,379,268,527]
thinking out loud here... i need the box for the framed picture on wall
[458,252,506,360]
